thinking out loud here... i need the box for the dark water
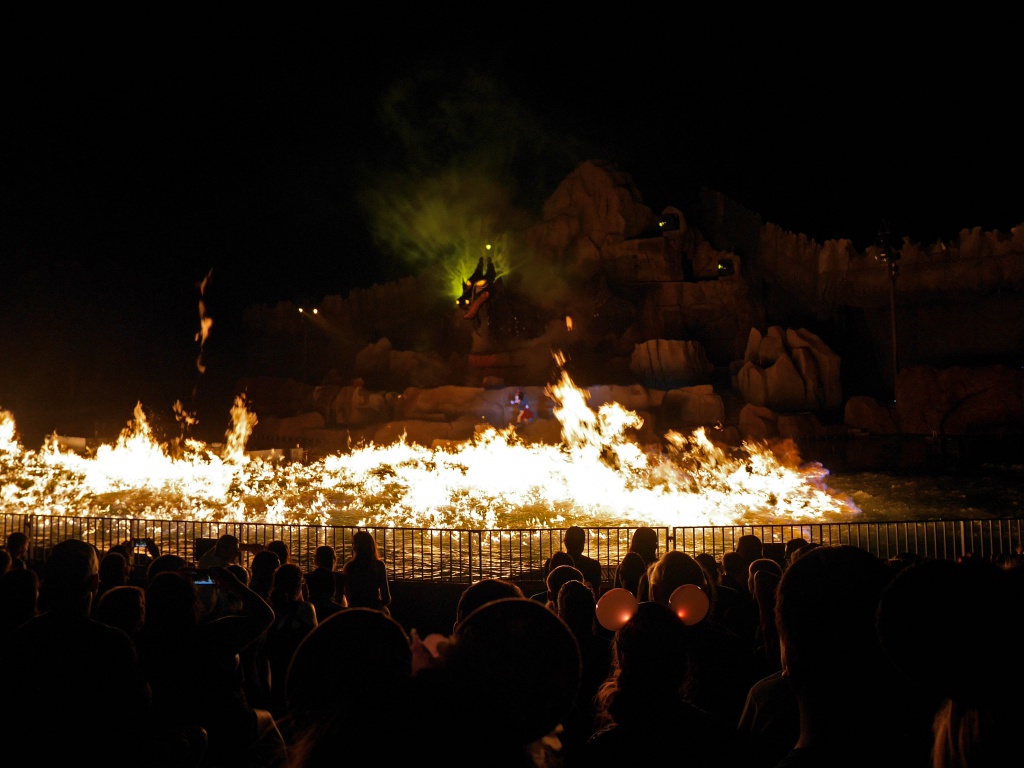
[823,464,1024,522]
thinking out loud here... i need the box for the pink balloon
[596,587,639,632]
[669,584,710,625]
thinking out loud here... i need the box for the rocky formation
[237,160,1024,467]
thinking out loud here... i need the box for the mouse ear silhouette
[596,587,639,631]
[669,584,709,625]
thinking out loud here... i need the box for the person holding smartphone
[137,564,285,768]
[196,534,263,617]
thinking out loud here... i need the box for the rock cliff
[237,160,1024,466]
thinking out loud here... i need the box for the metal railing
[3,513,1020,582]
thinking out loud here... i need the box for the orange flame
[0,359,860,527]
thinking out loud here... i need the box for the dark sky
[2,25,1019,444]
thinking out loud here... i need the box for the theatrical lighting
[657,213,680,232]
[875,220,901,399]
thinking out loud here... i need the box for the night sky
[2,24,1019,446]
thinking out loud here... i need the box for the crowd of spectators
[0,526,1021,768]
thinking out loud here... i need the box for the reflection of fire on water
[0,363,860,529]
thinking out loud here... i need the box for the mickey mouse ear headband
[596,583,710,631]
[669,584,710,625]
[595,588,638,631]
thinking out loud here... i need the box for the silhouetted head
[304,567,337,603]
[249,550,281,598]
[563,526,586,555]
[39,538,98,612]
[0,566,39,629]
[546,564,584,605]
[747,557,782,594]
[736,534,763,564]
[694,552,720,581]
[314,545,337,570]
[351,530,380,560]
[98,551,129,587]
[6,531,29,560]
[776,545,891,691]
[556,579,597,638]
[545,550,574,576]
[270,562,304,605]
[267,539,289,564]
[615,551,647,595]
[629,527,659,563]
[213,534,241,563]
[648,550,714,615]
[95,584,145,638]
[144,570,201,629]
[442,597,582,748]
[455,578,524,630]
[612,601,689,694]
[286,608,412,733]
[146,554,188,584]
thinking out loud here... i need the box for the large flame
[0,366,860,528]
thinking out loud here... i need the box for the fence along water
[3,513,1020,582]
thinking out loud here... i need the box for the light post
[298,307,318,381]
[874,221,901,399]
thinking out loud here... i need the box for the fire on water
[0,364,860,529]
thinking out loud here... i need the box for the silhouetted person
[94,583,146,642]
[536,563,585,610]
[783,537,809,568]
[0,565,38,635]
[774,545,932,767]
[624,526,659,601]
[266,539,290,565]
[282,608,417,765]
[309,543,345,606]
[587,601,744,768]
[249,549,281,602]
[535,551,574,600]
[147,553,188,584]
[94,549,130,613]
[341,530,392,616]
[648,550,756,723]
[611,550,647,597]
[137,567,285,768]
[562,526,602,596]
[412,597,582,768]
[197,533,264,615]
[876,555,1021,768]
[454,577,524,631]
[1,538,151,760]
[304,566,346,621]
[265,562,318,719]
[557,579,611,766]
[5,530,29,570]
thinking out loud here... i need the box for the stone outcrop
[734,326,842,412]
[844,365,1024,436]
[629,339,713,389]
[236,160,1024,461]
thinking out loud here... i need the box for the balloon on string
[669,584,709,625]
[595,587,639,632]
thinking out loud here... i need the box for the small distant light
[312,308,318,315]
